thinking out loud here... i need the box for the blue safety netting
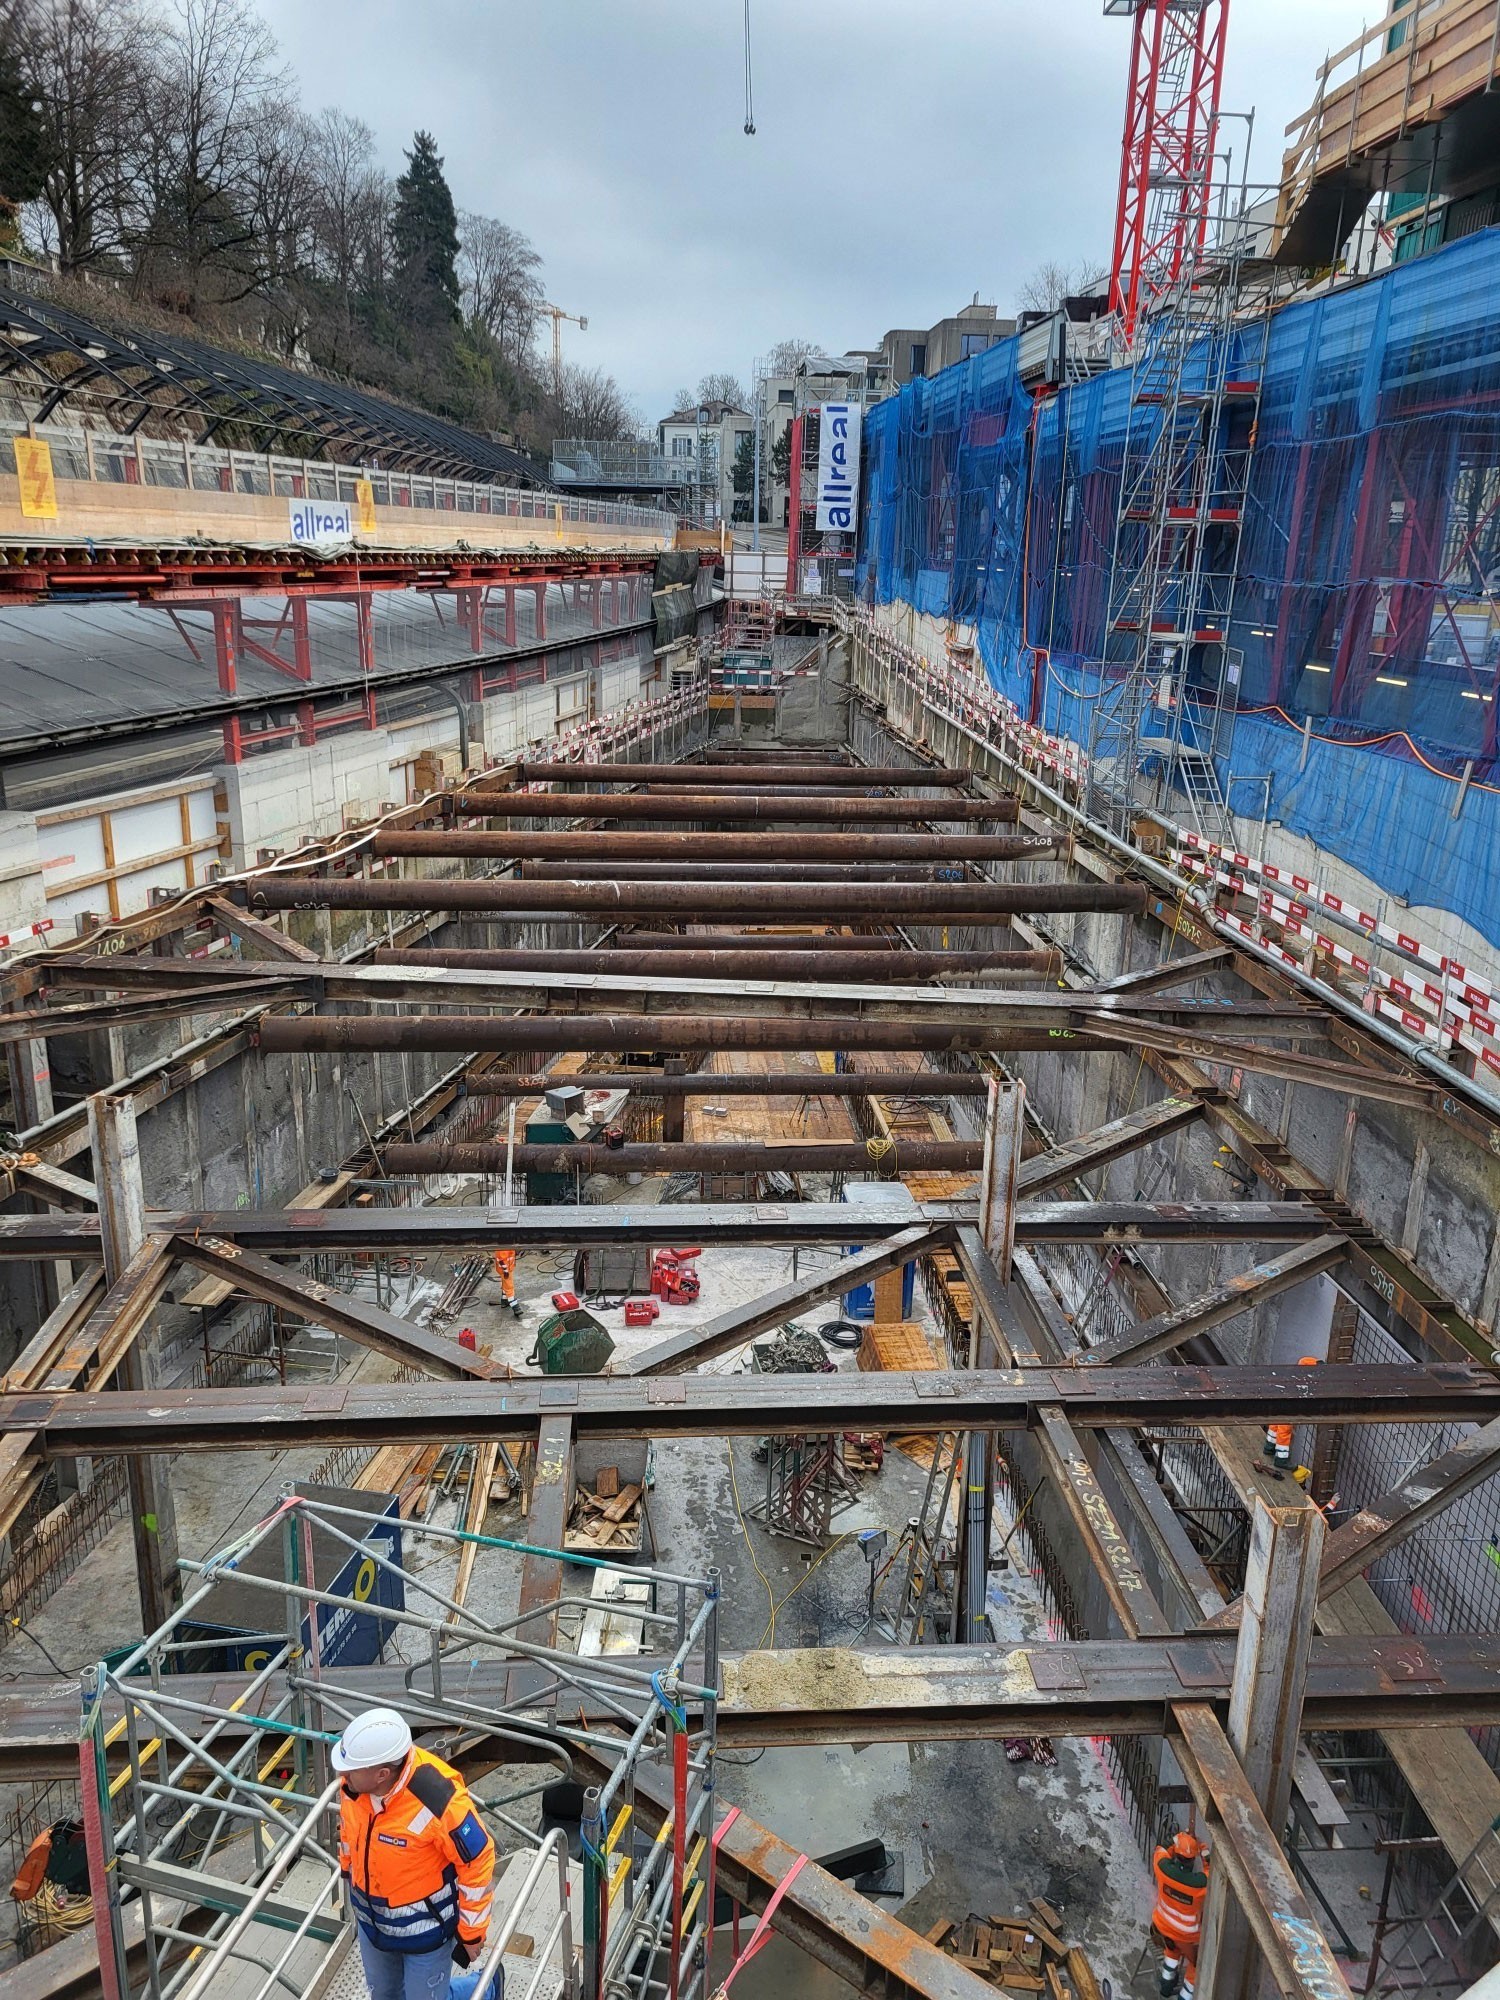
[857,227,1500,944]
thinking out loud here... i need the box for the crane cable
[743,0,756,134]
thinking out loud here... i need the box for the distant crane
[539,303,588,395]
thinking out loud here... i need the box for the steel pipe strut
[515,862,981,882]
[258,1015,1117,1054]
[455,1071,994,1097]
[382,1140,983,1175]
[607,933,1011,951]
[369,948,1059,982]
[509,762,972,788]
[372,831,1059,863]
[447,792,1020,823]
[255,879,1146,918]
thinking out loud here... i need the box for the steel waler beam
[447,792,1020,823]
[456,1071,996,1098]
[257,1016,1123,1056]
[6,1363,1498,1455]
[380,1140,980,1177]
[370,949,1060,984]
[372,831,1059,863]
[1015,1095,1204,1196]
[0,1200,1340,1260]
[508,762,973,787]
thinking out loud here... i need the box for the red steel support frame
[1108,0,1230,342]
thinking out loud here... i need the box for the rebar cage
[77,1490,721,2000]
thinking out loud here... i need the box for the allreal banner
[815,403,861,533]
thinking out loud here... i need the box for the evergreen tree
[0,40,53,251]
[390,129,459,326]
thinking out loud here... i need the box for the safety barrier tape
[849,603,1500,1094]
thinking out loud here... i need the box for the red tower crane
[1106,0,1230,342]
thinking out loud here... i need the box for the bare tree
[17,0,148,274]
[457,210,542,366]
[128,0,294,309]
[557,362,638,441]
[670,385,694,415]
[763,336,823,377]
[1016,259,1107,315]
[301,106,388,357]
[696,370,745,409]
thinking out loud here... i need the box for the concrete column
[88,1093,182,1635]
[1195,1498,1325,2000]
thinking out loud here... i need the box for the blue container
[841,1181,916,1321]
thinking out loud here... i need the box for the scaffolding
[78,1490,721,2000]
[1086,132,1269,839]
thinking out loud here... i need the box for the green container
[529,1307,616,1375]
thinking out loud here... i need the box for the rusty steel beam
[172,1237,502,1381]
[1079,1236,1351,1367]
[457,1069,994,1098]
[371,948,1057,984]
[626,1228,941,1375]
[602,933,925,949]
[1080,1009,1438,1106]
[1016,1095,1204,1196]
[14,1634,1500,1781]
[382,1139,981,1176]
[0,1199,1338,1265]
[447,791,1020,823]
[372,830,1059,864]
[258,1015,1123,1056]
[509,761,973,787]
[516,861,980,882]
[1172,1705,1354,2000]
[1201,1414,1500,1632]
[5,1362,1496,1456]
[255,878,1145,919]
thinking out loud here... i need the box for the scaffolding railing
[78,1490,720,2000]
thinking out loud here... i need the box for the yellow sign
[354,478,377,534]
[14,437,57,519]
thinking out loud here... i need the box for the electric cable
[742,0,756,134]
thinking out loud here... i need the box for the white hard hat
[331,1708,413,1773]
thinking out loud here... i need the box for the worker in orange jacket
[492,1248,522,1319]
[336,1708,495,2000]
[1151,1829,1209,1998]
[1263,1356,1319,1477]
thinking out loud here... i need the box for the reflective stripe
[457,1885,490,1908]
[407,1806,435,1835]
[351,1888,455,1921]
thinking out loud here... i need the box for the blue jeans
[354,1928,502,2000]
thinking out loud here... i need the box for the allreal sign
[289,498,354,544]
[815,403,861,534]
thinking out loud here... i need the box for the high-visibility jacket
[1151,1845,1208,1949]
[339,1746,494,1955]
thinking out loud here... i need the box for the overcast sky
[258,0,1360,426]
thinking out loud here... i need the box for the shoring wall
[857,227,1500,947]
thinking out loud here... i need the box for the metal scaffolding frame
[80,1488,719,2000]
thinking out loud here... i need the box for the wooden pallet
[858,1320,940,1372]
